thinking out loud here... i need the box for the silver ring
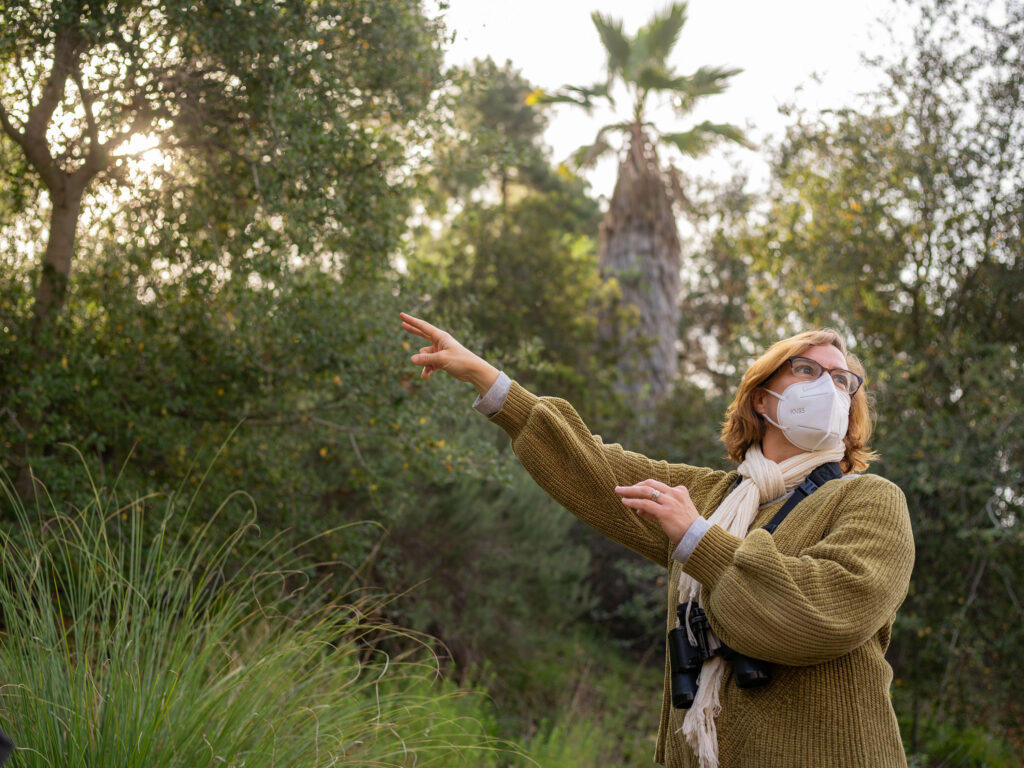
[650,490,660,502]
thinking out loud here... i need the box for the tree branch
[0,96,64,193]
[71,68,101,159]
[0,98,23,145]
[6,26,86,191]
[24,25,83,145]
[110,145,161,160]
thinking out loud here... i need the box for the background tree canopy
[1,0,1021,766]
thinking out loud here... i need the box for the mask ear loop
[758,386,785,431]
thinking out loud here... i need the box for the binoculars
[668,602,771,709]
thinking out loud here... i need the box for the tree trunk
[598,124,681,409]
[31,185,83,341]
[14,184,83,499]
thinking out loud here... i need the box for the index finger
[638,479,674,493]
[614,481,663,498]
[399,312,444,342]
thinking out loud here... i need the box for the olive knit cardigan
[486,380,915,768]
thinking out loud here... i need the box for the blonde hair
[720,329,878,473]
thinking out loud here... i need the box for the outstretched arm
[399,312,733,566]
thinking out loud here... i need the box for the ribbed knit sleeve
[682,474,915,666]
[488,380,732,567]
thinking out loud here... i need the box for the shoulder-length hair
[720,329,879,473]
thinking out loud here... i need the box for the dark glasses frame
[780,356,864,396]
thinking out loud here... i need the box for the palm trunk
[598,124,681,409]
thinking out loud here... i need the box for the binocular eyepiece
[668,602,771,709]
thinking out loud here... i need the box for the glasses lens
[830,369,861,395]
[789,357,823,379]
[790,360,823,380]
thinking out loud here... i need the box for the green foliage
[898,694,1022,768]
[0,268,504,542]
[0,17,662,762]
[511,632,662,768]
[0,462,524,767]
[1,0,454,521]
[673,171,761,391]
[384,468,593,675]
[428,58,551,203]
[0,0,445,276]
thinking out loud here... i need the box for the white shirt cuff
[671,517,712,564]
[472,371,511,417]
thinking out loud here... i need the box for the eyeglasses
[780,356,864,396]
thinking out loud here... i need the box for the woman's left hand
[615,480,700,548]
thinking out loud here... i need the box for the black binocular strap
[761,461,843,534]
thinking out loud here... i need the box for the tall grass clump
[0,463,522,767]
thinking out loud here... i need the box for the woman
[399,312,914,768]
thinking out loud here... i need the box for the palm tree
[531,2,749,407]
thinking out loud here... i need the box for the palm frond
[661,121,752,157]
[531,82,610,112]
[634,64,688,93]
[674,65,744,114]
[687,65,744,94]
[694,121,752,148]
[591,12,631,79]
[634,2,688,65]
[568,122,630,169]
[567,82,613,108]
[570,138,614,170]
[661,130,711,158]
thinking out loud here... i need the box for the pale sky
[436,0,914,198]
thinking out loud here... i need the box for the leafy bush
[902,719,1021,768]
[383,465,592,672]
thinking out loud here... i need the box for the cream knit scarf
[676,443,846,768]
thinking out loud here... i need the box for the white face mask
[762,374,851,452]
